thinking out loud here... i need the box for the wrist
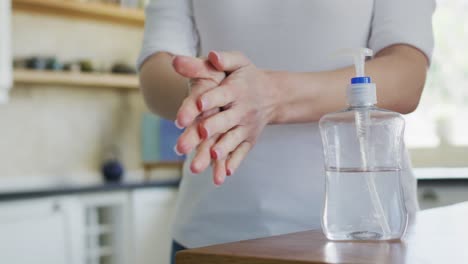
[264,70,287,124]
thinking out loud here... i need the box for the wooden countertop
[176,202,468,264]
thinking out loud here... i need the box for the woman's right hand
[172,55,229,185]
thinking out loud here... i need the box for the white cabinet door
[131,188,178,264]
[78,192,131,264]
[0,198,70,264]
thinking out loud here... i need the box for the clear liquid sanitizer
[319,48,408,241]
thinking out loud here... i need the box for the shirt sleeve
[368,0,436,62]
[137,0,199,69]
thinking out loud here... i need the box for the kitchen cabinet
[0,184,179,264]
[415,168,468,210]
[418,181,468,209]
[0,197,79,264]
[131,188,178,264]
[78,192,131,264]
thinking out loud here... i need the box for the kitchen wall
[0,12,147,179]
[13,13,142,69]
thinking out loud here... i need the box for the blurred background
[0,0,466,264]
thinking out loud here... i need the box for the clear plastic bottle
[319,48,408,241]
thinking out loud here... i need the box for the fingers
[226,141,252,176]
[176,107,219,155]
[172,55,224,83]
[173,55,226,128]
[198,109,240,140]
[175,121,200,154]
[210,126,247,161]
[190,133,220,174]
[200,107,220,118]
[208,51,251,72]
[189,132,227,186]
[176,79,219,128]
[197,82,236,112]
[213,159,227,186]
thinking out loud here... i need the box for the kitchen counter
[177,201,468,264]
[415,167,468,184]
[0,179,180,202]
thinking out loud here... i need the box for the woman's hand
[172,55,230,185]
[174,51,280,185]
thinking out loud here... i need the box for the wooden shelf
[143,161,184,171]
[12,0,145,27]
[14,69,140,90]
[143,161,183,181]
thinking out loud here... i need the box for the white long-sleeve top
[138,0,435,248]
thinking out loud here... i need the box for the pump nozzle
[336,48,373,77]
[334,48,377,106]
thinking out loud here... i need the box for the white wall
[0,12,147,179]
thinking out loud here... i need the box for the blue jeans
[171,240,187,264]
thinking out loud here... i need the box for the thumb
[172,55,224,83]
[208,51,251,72]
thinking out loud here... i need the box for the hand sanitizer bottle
[319,48,408,241]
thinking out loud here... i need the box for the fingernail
[212,51,221,64]
[174,119,183,129]
[173,145,183,156]
[226,169,232,176]
[210,149,219,160]
[196,98,205,111]
[198,123,209,139]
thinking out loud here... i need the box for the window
[406,0,468,169]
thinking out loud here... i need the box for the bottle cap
[338,48,377,106]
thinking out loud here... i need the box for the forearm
[270,45,428,123]
[139,52,188,120]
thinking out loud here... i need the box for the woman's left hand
[175,51,280,181]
